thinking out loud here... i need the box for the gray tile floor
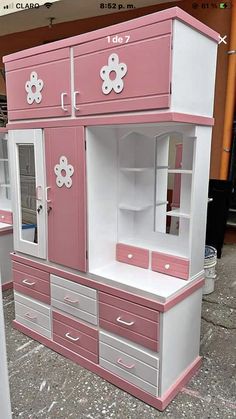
[3,244,236,418]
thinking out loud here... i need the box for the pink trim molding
[11,252,204,313]
[2,281,13,291]
[12,320,202,411]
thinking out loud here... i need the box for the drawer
[116,243,149,269]
[53,311,98,364]
[99,292,159,352]
[13,269,50,304]
[51,275,97,325]
[14,291,51,339]
[0,210,13,224]
[100,331,158,396]
[73,20,171,116]
[151,252,189,280]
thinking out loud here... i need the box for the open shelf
[166,209,190,219]
[119,203,153,211]
[156,200,168,206]
[168,169,192,174]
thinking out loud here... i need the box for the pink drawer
[116,243,149,269]
[53,311,98,364]
[13,263,50,304]
[0,210,13,225]
[151,252,189,280]
[99,292,159,352]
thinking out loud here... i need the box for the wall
[0,0,232,178]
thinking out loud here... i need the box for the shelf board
[120,167,153,172]
[156,200,168,206]
[168,169,192,174]
[0,184,10,188]
[156,166,169,169]
[0,158,8,162]
[119,203,153,211]
[166,209,190,219]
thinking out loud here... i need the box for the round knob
[165,264,170,270]
[1,215,4,219]
[128,254,133,259]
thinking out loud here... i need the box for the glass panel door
[8,129,46,259]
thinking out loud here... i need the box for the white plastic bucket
[203,246,217,295]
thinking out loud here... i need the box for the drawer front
[51,275,97,325]
[100,332,158,396]
[99,293,159,352]
[73,21,171,116]
[12,261,50,281]
[116,243,149,269]
[53,311,98,363]
[13,269,50,304]
[152,252,189,280]
[14,292,51,338]
[0,210,13,224]
[6,48,71,120]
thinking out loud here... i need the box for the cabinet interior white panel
[159,288,202,396]
[0,232,13,285]
[171,20,217,117]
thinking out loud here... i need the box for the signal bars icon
[44,2,53,8]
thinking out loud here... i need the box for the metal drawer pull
[22,279,36,286]
[64,296,79,304]
[25,312,37,320]
[164,264,170,269]
[117,358,135,369]
[116,316,135,326]
[65,332,80,342]
[127,254,133,259]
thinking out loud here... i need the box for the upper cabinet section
[5,48,71,121]
[73,21,172,116]
[4,7,219,122]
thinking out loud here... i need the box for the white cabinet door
[9,129,46,259]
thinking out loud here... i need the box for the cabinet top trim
[3,7,219,65]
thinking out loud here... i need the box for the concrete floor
[3,244,236,419]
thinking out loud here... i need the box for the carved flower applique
[25,71,44,104]
[54,156,74,188]
[100,53,127,95]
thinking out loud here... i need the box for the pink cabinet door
[73,20,172,116]
[45,127,86,272]
[6,49,71,121]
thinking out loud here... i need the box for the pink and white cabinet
[4,7,218,410]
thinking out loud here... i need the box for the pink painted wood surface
[116,243,149,269]
[0,227,13,236]
[12,320,202,411]
[0,210,13,225]
[45,126,87,271]
[6,50,71,120]
[53,311,98,339]
[99,292,159,322]
[53,333,98,364]
[3,7,219,64]
[74,35,171,116]
[2,281,13,291]
[13,269,50,296]
[6,112,215,131]
[152,252,189,280]
[0,128,7,133]
[13,283,50,304]
[12,261,49,281]
[6,48,69,72]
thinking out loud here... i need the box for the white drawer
[51,275,97,325]
[14,292,51,339]
[99,331,159,396]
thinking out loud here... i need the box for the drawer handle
[117,358,135,370]
[22,279,36,286]
[25,312,37,321]
[64,296,79,304]
[61,92,68,112]
[127,254,133,259]
[65,332,80,342]
[164,264,170,270]
[116,316,135,327]
[73,91,80,111]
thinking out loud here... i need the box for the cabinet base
[12,320,202,411]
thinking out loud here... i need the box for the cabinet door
[8,129,46,259]
[6,49,71,121]
[45,127,86,272]
[73,20,172,116]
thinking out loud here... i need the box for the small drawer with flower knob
[116,243,149,269]
[151,252,190,280]
[53,311,98,363]
[14,291,51,338]
[99,331,159,396]
[99,292,159,352]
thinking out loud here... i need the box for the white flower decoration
[25,71,44,104]
[100,53,127,95]
[54,156,74,188]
